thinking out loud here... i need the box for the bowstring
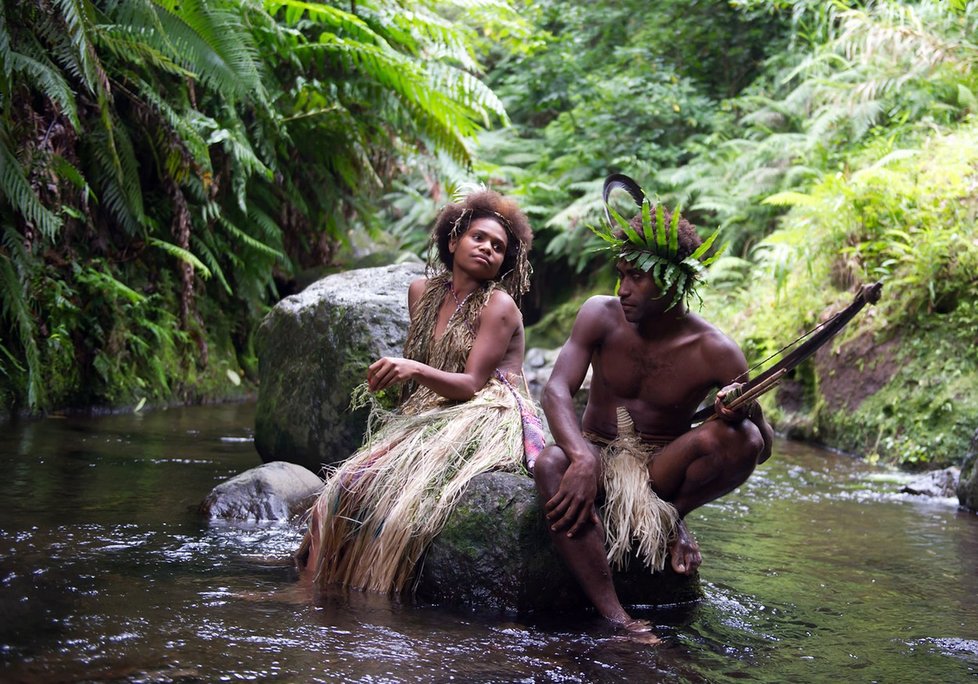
[731,310,843,384]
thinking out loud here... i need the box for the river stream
[1,402,976,682]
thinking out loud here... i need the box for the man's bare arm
[540,297,611,536]
[709,331,774,463]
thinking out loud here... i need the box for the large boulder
[199,461,323,521]
[415,472,701,613]
[254,262,424,472]
[956,428,978,511]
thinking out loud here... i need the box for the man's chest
[593,335,709,407]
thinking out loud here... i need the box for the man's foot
[669,519,701,575]
[610,618,662,645]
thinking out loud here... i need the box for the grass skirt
[302,377,527,594]
[597,407,679,572]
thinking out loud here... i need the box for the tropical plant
[665,0,978,257]
[0,0,517,413]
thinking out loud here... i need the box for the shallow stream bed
[1,403,976,682]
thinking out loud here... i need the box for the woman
[298,189,542,595]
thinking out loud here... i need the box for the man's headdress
[590,173,725,309]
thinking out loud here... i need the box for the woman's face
[449,217,509,280]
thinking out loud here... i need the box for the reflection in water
[1,403,976,682]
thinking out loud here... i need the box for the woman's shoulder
[484,287,520,316]
[407,276,440,308]
[408,276,431,293]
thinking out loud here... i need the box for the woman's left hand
[367,357,421,392]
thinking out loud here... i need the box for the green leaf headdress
[591,173,725,310]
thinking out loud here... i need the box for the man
[533,197,773,636]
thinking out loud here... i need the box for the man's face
[615,259,666,322]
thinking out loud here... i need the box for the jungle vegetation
[2,0,976,467]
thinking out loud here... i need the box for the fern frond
[0,250,44,408]
[113,0,262,102]
[9,46,80,129]
[762,191,818,207]
[85,113,146,233]
[148,237,212,278]
[54,0,110,97]
[190,233,232,295]
[218,215,284,259]
[0,137,63,240]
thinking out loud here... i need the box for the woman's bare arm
[367,289,521,400]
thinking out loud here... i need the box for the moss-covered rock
[254,263,424,472]
[416,472,702,614]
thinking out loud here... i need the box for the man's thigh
[650,419,763,497]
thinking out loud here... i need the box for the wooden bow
[692,281,883,423]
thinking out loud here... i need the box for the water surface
[1,403,976,682]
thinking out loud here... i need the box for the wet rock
[204,466,700,612]
[254,263,424,472]
[415,471,701,613]
[199,461,323,521]
[956,428,978,511]
[900,467,960,498]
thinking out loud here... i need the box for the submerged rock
[199,461,323,521]
[254,263,424,472]
[956,428,978,511]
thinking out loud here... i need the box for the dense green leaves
[0,0,516,412]
[3,0,977,471]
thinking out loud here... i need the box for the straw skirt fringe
[599,407,680,572]
[303,378,526,594]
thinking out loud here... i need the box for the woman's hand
[367,357,422,392]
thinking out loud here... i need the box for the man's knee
[695,420,764,466]
[532,445,569,491]
[727,421,764,478]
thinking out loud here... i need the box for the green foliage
[666,0,978,257]
[707,116,978,467]
[0,0,517,413]
[389,0,792,321]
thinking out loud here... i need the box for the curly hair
[623,206,702,262]
[428,190,534,296]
